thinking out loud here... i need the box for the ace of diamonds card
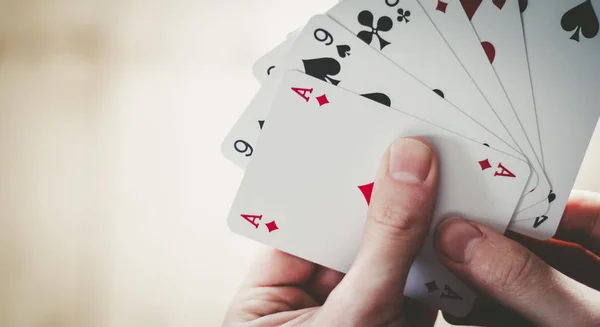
[227,71,531,316]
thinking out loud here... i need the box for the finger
[436,218,600,327]
[555,190,600,255]
[248,307,318,327]
[246,248,316,288]
[320,138,438,325]
[305,266,345,304]
[508,232,600,291]
[225,249,319,325]
[246,249,345,304]
[349,137,437,295]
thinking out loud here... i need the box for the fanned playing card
[228,71,531,316]
[466,0,545,169]
[326,0,521,165]
[223,0,600,319]
[416,0,552,218]
[508,0,600,239]
[253,37,296,84]
[222,75,283,169]
[223,15,528,170]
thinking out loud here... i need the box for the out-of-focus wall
[0,1,598,327]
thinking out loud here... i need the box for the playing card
[326,0,521,164]
[508,0,600,239]
[221,75,284,169]
[467,0,544,168]
[222,14,528,171]
[417,0,551,216]
[279,15,525,156]
[228,70,531,316]
[253,36,297,84]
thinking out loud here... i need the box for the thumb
[435,218,600,327]
[317,137,439,326]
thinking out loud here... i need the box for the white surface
[0,0,598,326]
[328,0,524,160]
[225,13,527,169]
[417,0,550,213]
[469,0,544,166]
[508,1,600,238]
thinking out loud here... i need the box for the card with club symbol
[222,0,600,317]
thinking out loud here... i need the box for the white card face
[511,196,552,221]
[277,15,523,158]
[253,37,297,84]
[417,0,551,213]
[221,75,283,169]
[223,14,528,170]
[327,0,520,160]
[508,0,600,239]
[228,71,531,316]
[468,0,544,168]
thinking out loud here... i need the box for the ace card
[508,0,600,239]
[467,0,545,168]
[417,0,552,216]
[227,71,532,316]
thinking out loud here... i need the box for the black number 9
[314,28,334,46]
[234,140,254,157]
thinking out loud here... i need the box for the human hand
[222,138,440,327]
[435,191,600,327]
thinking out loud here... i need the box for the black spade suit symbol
[548,190,556,203]
[518,0,528,13]
[302,58,342,86]
[336,45,351,58]
[561,0,599,42]
[360,93,392,107]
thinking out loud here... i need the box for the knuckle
[366,181,435,241]
[368,201,428,238]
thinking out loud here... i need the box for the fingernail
[389,138,433,183]
[435,219,483,264]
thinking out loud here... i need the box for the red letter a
[291,87,313,102]
[241,214,263,228]
[494,163,516,178]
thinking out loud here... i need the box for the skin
[222,138,600,327]
[439,190,600,327]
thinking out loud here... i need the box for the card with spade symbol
[222,15,527,170]
[508,0,600,239]
[274,14,526,160]
[465,0,545,173]
[416,0,552,221]
[226,71,531,317]
[221,74,284,169]
[327,0,524,176]
[221,0,600,318]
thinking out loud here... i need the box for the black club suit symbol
[357,10,393,50]
[397,8,411,23]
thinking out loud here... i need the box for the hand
[222,138,440,327]
[435,191,600,327]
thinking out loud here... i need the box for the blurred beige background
[0,0,598,326]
